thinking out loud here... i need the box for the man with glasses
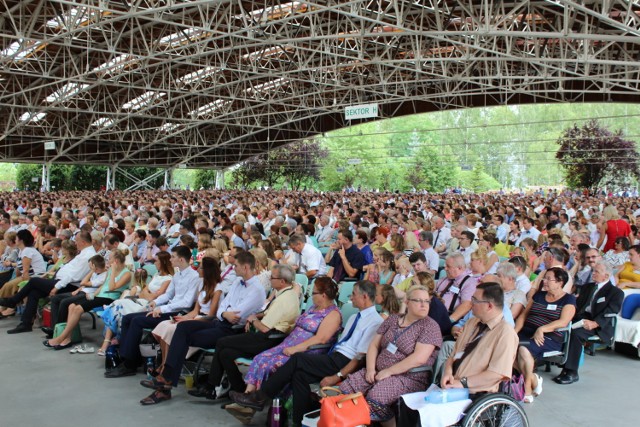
[434,253,478,323]
[287,234,327,279]
[230,280,383,426]
[189,264,300,400]
[456,230,476,266]
[440,282,518,394]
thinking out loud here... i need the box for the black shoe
[7,323,32,334]
[552,369,567,382]
[104,364,137,378]
[554,371,579,385]
[41,326,54,336]
[188,385,217,400]
[0,298,16,308]
[229,390,267,411]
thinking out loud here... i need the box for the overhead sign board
[178,164,187,169]
[345,103,379,120]
[44,141,56,150]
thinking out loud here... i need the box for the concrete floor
[0,315,637,427]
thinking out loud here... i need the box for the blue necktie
[330,312,361,354]
[240,280,246,287]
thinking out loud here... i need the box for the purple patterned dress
[244,304,341,388]
[339,314,443,421]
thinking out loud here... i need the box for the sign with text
[345,103,378,120]
[44,141,56,150]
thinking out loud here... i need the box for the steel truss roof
[2,0,640,170]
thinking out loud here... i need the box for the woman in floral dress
[243,276,342,392]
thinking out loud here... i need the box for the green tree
[16,164,71,190]
[194,169,217,190]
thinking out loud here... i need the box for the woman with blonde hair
[250,247,272,292]
[598,204,632,252]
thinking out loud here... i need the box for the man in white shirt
[287,234,327,279]
[508,256,532,295]
[2,231,96,334]
[230,280,383,426]
[432,216,452,255]
[315,215,335,243]
[515,217,540,247]
[105,245,201,377]
[132,251,267,402]
[418,231,439,275]
[456,230,477,266]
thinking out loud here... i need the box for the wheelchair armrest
[555,326,571,333]
[604,313,617,318]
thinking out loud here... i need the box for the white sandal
[78,345,95,354]
[533,374,543,396]
[69,345,81,354]
[524,395,534,404]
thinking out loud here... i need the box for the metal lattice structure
[2,0,640,172]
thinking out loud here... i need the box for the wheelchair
[398,391,529,427]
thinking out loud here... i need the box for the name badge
[596,297,606,304]
[386,343,398,354]
[450,286,460,294]
[547,304,557,310]
[454,351,464,360]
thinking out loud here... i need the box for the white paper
[572,319,584,329]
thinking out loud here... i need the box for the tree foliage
[556,119,640,190]
[194,169,218,190]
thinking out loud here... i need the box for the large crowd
[0,188,638,426]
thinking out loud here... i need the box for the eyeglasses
[471,296,491,305]
[408,298,431,305]
[270,276,282,280]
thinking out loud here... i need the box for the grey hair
[272,263,295,284]
[495,261,517,280]
[594,261,613,277]
[446,252,466,269]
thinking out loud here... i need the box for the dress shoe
[552,369,567,382]
[554,371,579,385]
[225,403,256,425]
[7,323,32,334]
[104,364,137,378]
[0,298,16,308]
[41,326,54,337]
[140,389,171,405]
[188,385,217,400]
[229,390,267,411]
[140,377,172,391]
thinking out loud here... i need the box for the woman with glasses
[240,276,341,395]
[515,267,576,403]
[338,285,442,426]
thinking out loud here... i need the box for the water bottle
[425,388,469,403]
[270,398,281,427]
[146,357,155,380]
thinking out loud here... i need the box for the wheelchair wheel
[460,394,529,427]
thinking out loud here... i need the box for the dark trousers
[9,277,76,326]
[163,319,240,386]
[209,332,285,392]
[0,269,13,289]
[120,311,176,366]
[261,352,350,425]
[564,327,597,371]
[50,292,81,326]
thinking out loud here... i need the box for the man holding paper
[555,262,624,385]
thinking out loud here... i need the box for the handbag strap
[336,392,364,408]
[320,386,342,398]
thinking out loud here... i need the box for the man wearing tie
[555,262,623,384]
[432,216,452,255]
[230,280,383,426]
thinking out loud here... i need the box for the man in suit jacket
[555,262,624,384]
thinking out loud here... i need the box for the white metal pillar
[164,169,174,190]
[106,165,116,190]
[215,170,225,189]
[41,163,51,191]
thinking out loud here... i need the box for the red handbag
[318,392,370,427]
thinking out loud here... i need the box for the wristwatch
[460,377,469,388]
[336,371,344,379]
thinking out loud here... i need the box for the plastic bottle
[425,388,469,403]
[146,356,155,380]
